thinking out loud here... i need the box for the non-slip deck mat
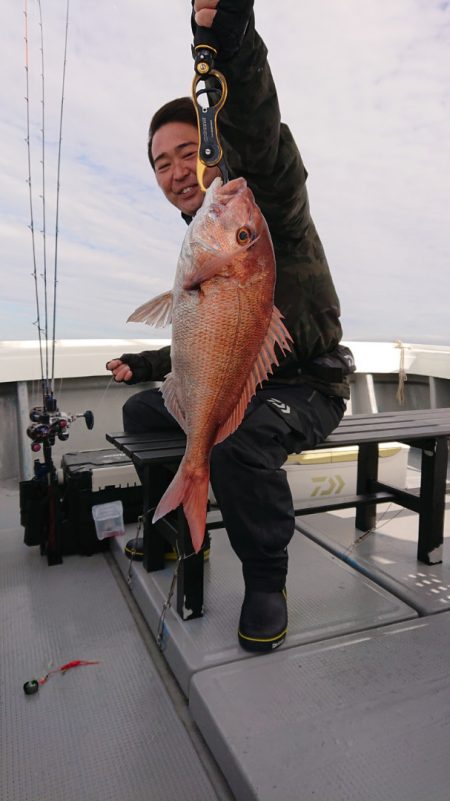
[112,524,416,696]
[295,499,450,614]
[190,613,450,801]
[0,527,219,801]
[0,479,20,530]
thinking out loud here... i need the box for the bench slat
[107,408,450,460]
[106,407,450,618]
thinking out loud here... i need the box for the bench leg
[417,437,448,565]
[142,464,165,572]
[175,508,204,620]
[140,462,205,619]
[355,442,378,532]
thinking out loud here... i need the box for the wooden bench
[107,408,450,620]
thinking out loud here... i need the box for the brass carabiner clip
[192,66,229,191]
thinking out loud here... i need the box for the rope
[395,340,408,405]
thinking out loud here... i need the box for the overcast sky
[2,0,449,346]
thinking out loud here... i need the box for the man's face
[151,121,221,216]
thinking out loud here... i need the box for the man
[107,0,353,652]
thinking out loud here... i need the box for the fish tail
[152,461,210,554]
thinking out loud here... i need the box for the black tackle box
[60,449,143,555]
[21,449,143,556]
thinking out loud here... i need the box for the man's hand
[194,0,218,28]
[106,351,155,384]
[106,358,134,383]
[192,0,254,61]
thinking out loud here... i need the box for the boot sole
[124,542,210,562]
[238,627,287,653]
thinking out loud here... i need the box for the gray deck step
[112,524,417,696]
[0,524,223,801]
[295,498,450,614]
[190,613,450,801]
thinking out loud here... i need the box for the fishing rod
[191,24,229,190]
[51,0,70,386]
[23,0,93,565]
[37,0,50,383]
[24,0,44,383]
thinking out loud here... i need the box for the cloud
[2,0,450,345]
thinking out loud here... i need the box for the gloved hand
[106,353,152,385]
[192,0,254,61]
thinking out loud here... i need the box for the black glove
[308,346,356,383]
[117,352,153,385]
[191,0,254,61]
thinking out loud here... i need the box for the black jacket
[121,15,353,398]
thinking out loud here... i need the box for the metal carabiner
[191,40,229,191]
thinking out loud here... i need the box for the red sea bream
[128,177,292,552]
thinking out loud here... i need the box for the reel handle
[78,410,94,430]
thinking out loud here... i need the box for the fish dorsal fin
[214,306,293,445]
[127,290,173,328]
[161,372,187,432]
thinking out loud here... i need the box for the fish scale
[175,282,267,436]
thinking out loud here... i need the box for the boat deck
[2,455,450,801]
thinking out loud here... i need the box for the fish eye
[236,226,251,245]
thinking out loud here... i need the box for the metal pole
[16,381,34,481]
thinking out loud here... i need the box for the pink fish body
[128,177,291,552]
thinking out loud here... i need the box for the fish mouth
[219,176,248,193]
[206,177,256,212]
[213,177,250,201]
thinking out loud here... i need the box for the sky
[2,0,450,345]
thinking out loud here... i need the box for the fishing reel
[27,402,94,452]
[22,392,94,567]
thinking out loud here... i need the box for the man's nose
[173,158,190,180]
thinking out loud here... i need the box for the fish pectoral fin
[127,290,173,327]
[214,306,293,446]
[161,373,187,432]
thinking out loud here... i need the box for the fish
[128,176,292,552]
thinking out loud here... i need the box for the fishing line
[157,561,180,650]
[94,375,115,415]
[343,502,404,557]
[51,0,70,390]
[156,546,204,651]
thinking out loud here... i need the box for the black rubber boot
[238,589,287,653]
[124,532,211,562]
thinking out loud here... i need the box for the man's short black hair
[148,97,197,169]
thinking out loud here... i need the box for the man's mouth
[179,185,197,196]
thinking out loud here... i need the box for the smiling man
[150,113,221,216]
[107,0,354,653]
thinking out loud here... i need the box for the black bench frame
[107,408,450,620]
